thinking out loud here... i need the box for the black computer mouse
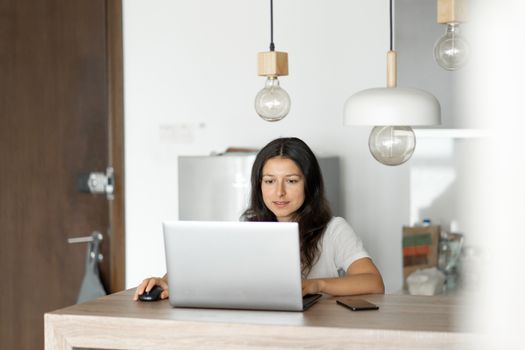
[138,285,163,302]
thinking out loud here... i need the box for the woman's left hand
[301,279,325,295]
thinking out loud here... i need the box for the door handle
[68,231,104,262]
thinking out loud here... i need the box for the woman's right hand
[132,275,169,301]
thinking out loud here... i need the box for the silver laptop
[163,220,321,311]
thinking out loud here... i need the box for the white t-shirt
[307,217,370,279]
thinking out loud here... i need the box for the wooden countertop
[45,289,478,350]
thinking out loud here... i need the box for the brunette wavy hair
[242,137,332,277]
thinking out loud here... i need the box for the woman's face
[261,156,305,222]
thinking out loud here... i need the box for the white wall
[123,0,420,292]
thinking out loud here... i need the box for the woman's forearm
[309,273,385,296]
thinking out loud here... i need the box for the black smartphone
[336,298,379,311]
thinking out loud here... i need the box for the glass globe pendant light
[255,0,290,122]
[369,126,416,166]
[434,0,469,70]
[255,76,290,122]
[343,0,441,166]
[434,23,469,70]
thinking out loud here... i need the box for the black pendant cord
[389,0,393,51]
[269,0,275,51]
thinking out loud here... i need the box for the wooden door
[0,1,125,349]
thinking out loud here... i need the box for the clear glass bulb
[434,23,470,71]
[254,77,291,122]
[368,126,416,166]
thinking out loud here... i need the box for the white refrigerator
[178,154,342,221]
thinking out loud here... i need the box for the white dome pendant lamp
[255,0,291,122]
[344,0,441,166]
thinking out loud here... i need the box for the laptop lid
[163,220,304,311]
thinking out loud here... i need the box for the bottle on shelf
[438,220,464,291]
[438,231,450,272]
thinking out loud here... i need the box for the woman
[134,137,384,300]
